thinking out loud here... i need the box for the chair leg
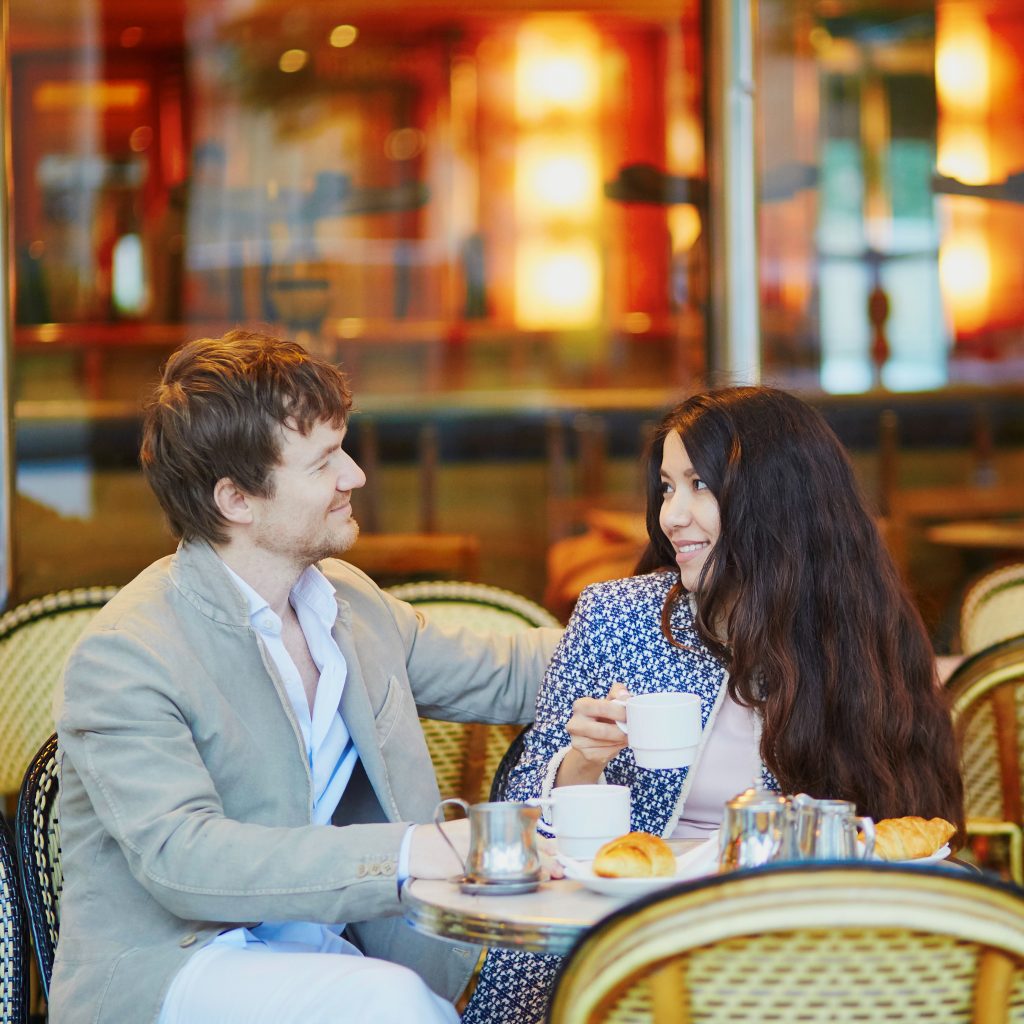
[648,959,689,1024]
[1009,826,1024,888]
[973,949,1013,1024]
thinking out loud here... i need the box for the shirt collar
[220,561,337,632]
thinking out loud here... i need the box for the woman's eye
[693,478,708,491]
[660,480,673,496]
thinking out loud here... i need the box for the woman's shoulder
[577,570,677,612]
[569,570,692,644]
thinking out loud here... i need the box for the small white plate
[557,838,719,898]
[898,843,951,865]
[869,843,951,865]
[557,856,683,898]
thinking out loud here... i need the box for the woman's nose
[664,492,693,526]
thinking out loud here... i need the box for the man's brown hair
[140,328,352,544]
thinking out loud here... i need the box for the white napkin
[674,833,720,880]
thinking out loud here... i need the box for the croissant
[873,816,956,861]
[592,832,676,878]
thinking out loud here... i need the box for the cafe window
[10,2,709,401]
[757,0,1024,392]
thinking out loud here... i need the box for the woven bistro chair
[548,862,1024,1024]
[488,725,532,803]
[387,581,560,803]
[959,562,1024,656]
[947,635,1024,886]
[0,587,119,799]
[14,734,60,998]
[0,812,29,1024]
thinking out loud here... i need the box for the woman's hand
[555,683,630,786]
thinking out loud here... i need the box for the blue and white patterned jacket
[462,571,778,1024]
[505,569,776,839]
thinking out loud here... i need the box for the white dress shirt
[215,563,360,950]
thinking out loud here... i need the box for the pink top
[670,694,760,840]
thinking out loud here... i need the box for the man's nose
[338,453,366,491]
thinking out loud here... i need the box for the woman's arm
[503,586,626,800]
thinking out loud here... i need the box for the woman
[461,386,963,1024]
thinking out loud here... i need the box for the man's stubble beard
[320,515,360,561]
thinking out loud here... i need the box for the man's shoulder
[88,555,178,631]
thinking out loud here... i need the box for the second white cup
[615,691,702,770]
[536,784,631,859]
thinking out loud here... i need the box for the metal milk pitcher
[434,798,543,892]
[719,788,792,872]
[805,799,876,860]
[782,792,824,861]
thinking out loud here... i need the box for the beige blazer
[53,541,560,1024]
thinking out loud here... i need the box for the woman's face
[659,430,721,591]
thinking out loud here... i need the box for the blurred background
[3,0,1023,645]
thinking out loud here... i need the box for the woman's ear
[213,477,254,525]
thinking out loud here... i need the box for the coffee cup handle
[434,797,470,875]
[526,797,555,830]
[855,816,876,859]
[611,697,629,734]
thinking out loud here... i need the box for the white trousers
[158,931,459,1024]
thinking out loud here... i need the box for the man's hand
[408,818,470,879]
[537,834,565,880]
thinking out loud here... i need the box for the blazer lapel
[332,599,401,821]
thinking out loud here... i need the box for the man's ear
[213,477,254,525]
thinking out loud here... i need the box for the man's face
[247,419,366,567]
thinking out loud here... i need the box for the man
[53,329,561,1024]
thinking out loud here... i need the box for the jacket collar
[168,540,254,626]
[168,540,354,629]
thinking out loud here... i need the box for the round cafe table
[401,877,615,955]
[401,839,708,955]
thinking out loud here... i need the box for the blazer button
[357,864,367,877]
[382,862,395,876]
[370,863,381,875]
[179,934,197,948]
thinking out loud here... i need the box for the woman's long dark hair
[636,387,964,829]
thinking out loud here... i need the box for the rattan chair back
[387,581,558,803]
[14,733,60,997]
[948,636,1024,885]
[0,813,29,1024]
[549,863,1024,1024]
[960,563,1024,656]
[0,587,119,797]
[488,725,532,803]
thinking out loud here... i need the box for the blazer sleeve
[379,589,562,725]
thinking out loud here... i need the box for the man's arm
[59,626,416,926]
[380,590,561,724]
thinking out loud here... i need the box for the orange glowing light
[939,232,991,333]
[936,21,990,114]
[515,239,601,329]
[515,19,600,121]
[937,127,991,186]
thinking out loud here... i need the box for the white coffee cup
[615,691,702,770]
[535,784,631,859]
